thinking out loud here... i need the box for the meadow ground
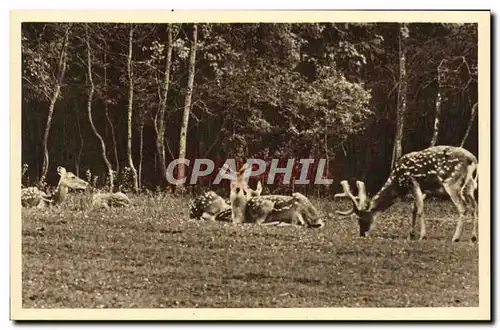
[21,193,479,308]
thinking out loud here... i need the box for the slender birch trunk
[430,60,445,147]
[40,24,71,183]
[138,114,144,190]
[126,25,139,192]
[103,39,120,174]
[391,23,409,169]
[154,24,174,187]
[177,24,198,192]
[460,102,478,148]
[85,24,114,192]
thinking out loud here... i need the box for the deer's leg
[255,210,273,225]
[271,213,303,227]
[292,212,305,226]
[408,203,417,240]
[286,211,302,226]
[409,180,425,240]
[261,221,279,226]
[443,182,468,243]
[275,221,300,227]
[36,199,46,209]
[463,181,478,242]
[201,212,216,221]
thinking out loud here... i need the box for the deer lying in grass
[334,146,478,242]
[91,191,131,209]
[189,182,262,221]
[22,166,131,210]
[22,166,89,208]
[227,163,326,228]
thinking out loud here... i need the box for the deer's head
[225,163,262,199]
[291,192,325,229]
[225,163,262,223]
[57,166,89,191]
[334,180,374,236]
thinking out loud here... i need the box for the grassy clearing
[21,193,479,308]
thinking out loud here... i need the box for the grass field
[21,193,479,308]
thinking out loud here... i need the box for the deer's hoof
[453,237,460,243]
[407,232,416,241]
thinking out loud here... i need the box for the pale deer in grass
[334,146,478,242]
[227,163,326,228]
[21,166,89,208]
[91,191,131,209]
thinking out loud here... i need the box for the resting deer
[188,182,262,221]
[22,166,130,209]
[227,163,325,228]
[334,145,478,242]
[92,191,131,209]
[21,166,89,208]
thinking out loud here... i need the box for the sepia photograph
[10,10,491,321]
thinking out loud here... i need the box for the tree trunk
[430,91,442,147]
[126,25,139,193]
[103,39,120,174]
[391,23,409,169]
[85,25,115,192]
[430,60,445,147]
[460,102,478,148]
[323,113,329,195]
[154,24,174,187]
[75,103,84,177]
[177,24,198,192]
[40,24,71,183]
[138,116,144,190]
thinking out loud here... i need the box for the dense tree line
[21,22,478,195]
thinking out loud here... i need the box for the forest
[21,22,478,195]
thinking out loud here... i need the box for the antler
[356,181,368,209]
[334,180,367,216]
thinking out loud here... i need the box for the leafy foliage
[21,22,478,194]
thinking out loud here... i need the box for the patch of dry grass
[21,193,479,308]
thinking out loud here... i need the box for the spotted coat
[21,187,53,208]
[188,191,230,220]
[370,145,478,212]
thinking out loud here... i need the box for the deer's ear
[237,163,249,176]
[57,166,66,176]
[255,181,263,194]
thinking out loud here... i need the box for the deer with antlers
[226,163,326,228]
[334,146,478,242]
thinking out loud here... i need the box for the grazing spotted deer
[334,146,478,242]
[21,166,89,208]
[188,182,262,222]
[228,163,325,228]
